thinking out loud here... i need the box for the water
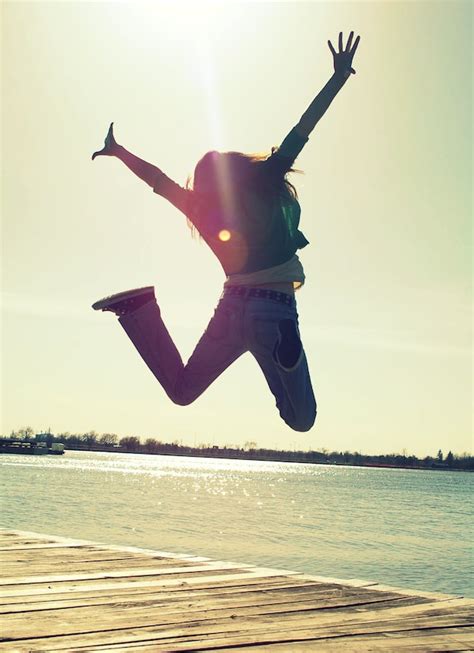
[1,450,472,597]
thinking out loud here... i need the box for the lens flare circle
[218,229,231,242]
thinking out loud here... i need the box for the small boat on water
[0,438,65,455]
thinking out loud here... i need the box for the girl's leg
[246,302,317,432]
[118,296,245,405]
[253,348,317,432]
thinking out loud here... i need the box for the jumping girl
[92,31,360,432]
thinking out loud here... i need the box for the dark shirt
[153,126,309,275]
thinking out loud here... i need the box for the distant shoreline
[60,444,473,472]
[4,433,472,471]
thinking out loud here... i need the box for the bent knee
[171,395,194,407]
[169,389,198,406]
[289,415,316,432]
[284,407,317,433]
[168,379,202,406]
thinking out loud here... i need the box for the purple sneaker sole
[92,286,155,313]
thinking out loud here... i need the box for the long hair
[185,146,304,238]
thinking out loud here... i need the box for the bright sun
[116,2,245,145]
[120,2,244,45]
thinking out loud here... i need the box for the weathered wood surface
[0,530,472,652]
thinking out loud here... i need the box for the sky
[1,1,472,457]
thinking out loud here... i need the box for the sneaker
[92,286,155,316]
[274,319,303,370]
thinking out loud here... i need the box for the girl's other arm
[92,123,191,215]
[115,146,190,215]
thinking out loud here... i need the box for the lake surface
[1,450,472,597]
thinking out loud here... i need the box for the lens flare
[219,229,231,242]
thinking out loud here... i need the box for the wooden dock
[0,530,472,652]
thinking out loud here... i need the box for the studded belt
[222,285,295,307]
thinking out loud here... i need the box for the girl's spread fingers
[328,39,336,57]
[351,34,361,55]
[339,31,343,51]
[346,31,354,51]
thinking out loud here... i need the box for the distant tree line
[4,428,473,470]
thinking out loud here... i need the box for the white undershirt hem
[223,255,306,291]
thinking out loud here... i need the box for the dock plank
[0,558,221,578]
[0,584,405,615]
[1,590,422,639]
[92,629,474,652]
[0,530,472,652]
[3,608,473,653]
[0,561,253,587]
[0,570,302,600]
[0,576,315,608]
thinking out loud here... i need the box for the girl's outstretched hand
[328,31,361,80]
[92,122,120,161]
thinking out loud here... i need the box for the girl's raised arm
[92,123,191,216]
[295,31,360,139]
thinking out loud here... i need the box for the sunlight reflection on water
[1,450,472,596]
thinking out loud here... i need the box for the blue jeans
[118,291,316,432]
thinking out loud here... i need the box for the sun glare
[120,2,244,46]
[116,2,246,148]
